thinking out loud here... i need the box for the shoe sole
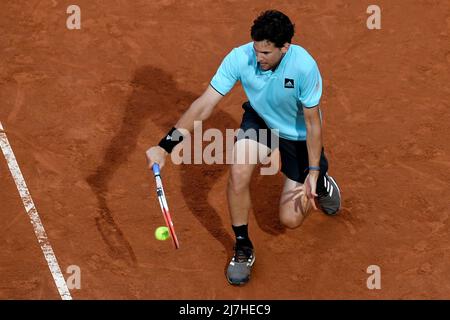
[226,255,256,286]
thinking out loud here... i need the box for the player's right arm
[145,85,223,169]
[174,85,223,132]
[147,47,240,169]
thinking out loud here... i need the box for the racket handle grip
[152,163,161,176]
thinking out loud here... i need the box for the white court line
[0,122,72,300]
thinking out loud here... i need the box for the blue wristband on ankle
[308,166,321,171]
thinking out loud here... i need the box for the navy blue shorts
[237,102,328,190]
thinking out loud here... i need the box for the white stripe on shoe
[328,176,341,195]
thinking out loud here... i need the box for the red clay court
[0,0,449,299]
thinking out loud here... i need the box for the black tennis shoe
[226,245,255,285]
[317,174,341,215]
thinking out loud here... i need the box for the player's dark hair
[251,10,295,48]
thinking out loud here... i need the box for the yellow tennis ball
[155,226,170,241]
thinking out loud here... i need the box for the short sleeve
[210,48,240,96]
[298,63,322,108]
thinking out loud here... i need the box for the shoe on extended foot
[317,174,341,215]
[226,245,255,286]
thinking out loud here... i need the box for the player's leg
[226,138,272,286]
[226,102,273,286]
[279,177,312,228]
[227,138,271,226]
[279,151,341,228]
[277,139,341,221]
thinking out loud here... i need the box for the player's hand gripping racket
[152,163,180,249]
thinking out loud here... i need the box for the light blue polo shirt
[210,42,322,141]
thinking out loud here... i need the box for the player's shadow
[87,66,286,264]
[87,66,237,260]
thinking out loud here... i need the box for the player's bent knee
[279,214,304,229]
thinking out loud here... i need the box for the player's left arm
[303,105,323,209]
[303,105,323,170]
[296,59,323,207]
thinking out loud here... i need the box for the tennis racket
[152,163,180,249]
